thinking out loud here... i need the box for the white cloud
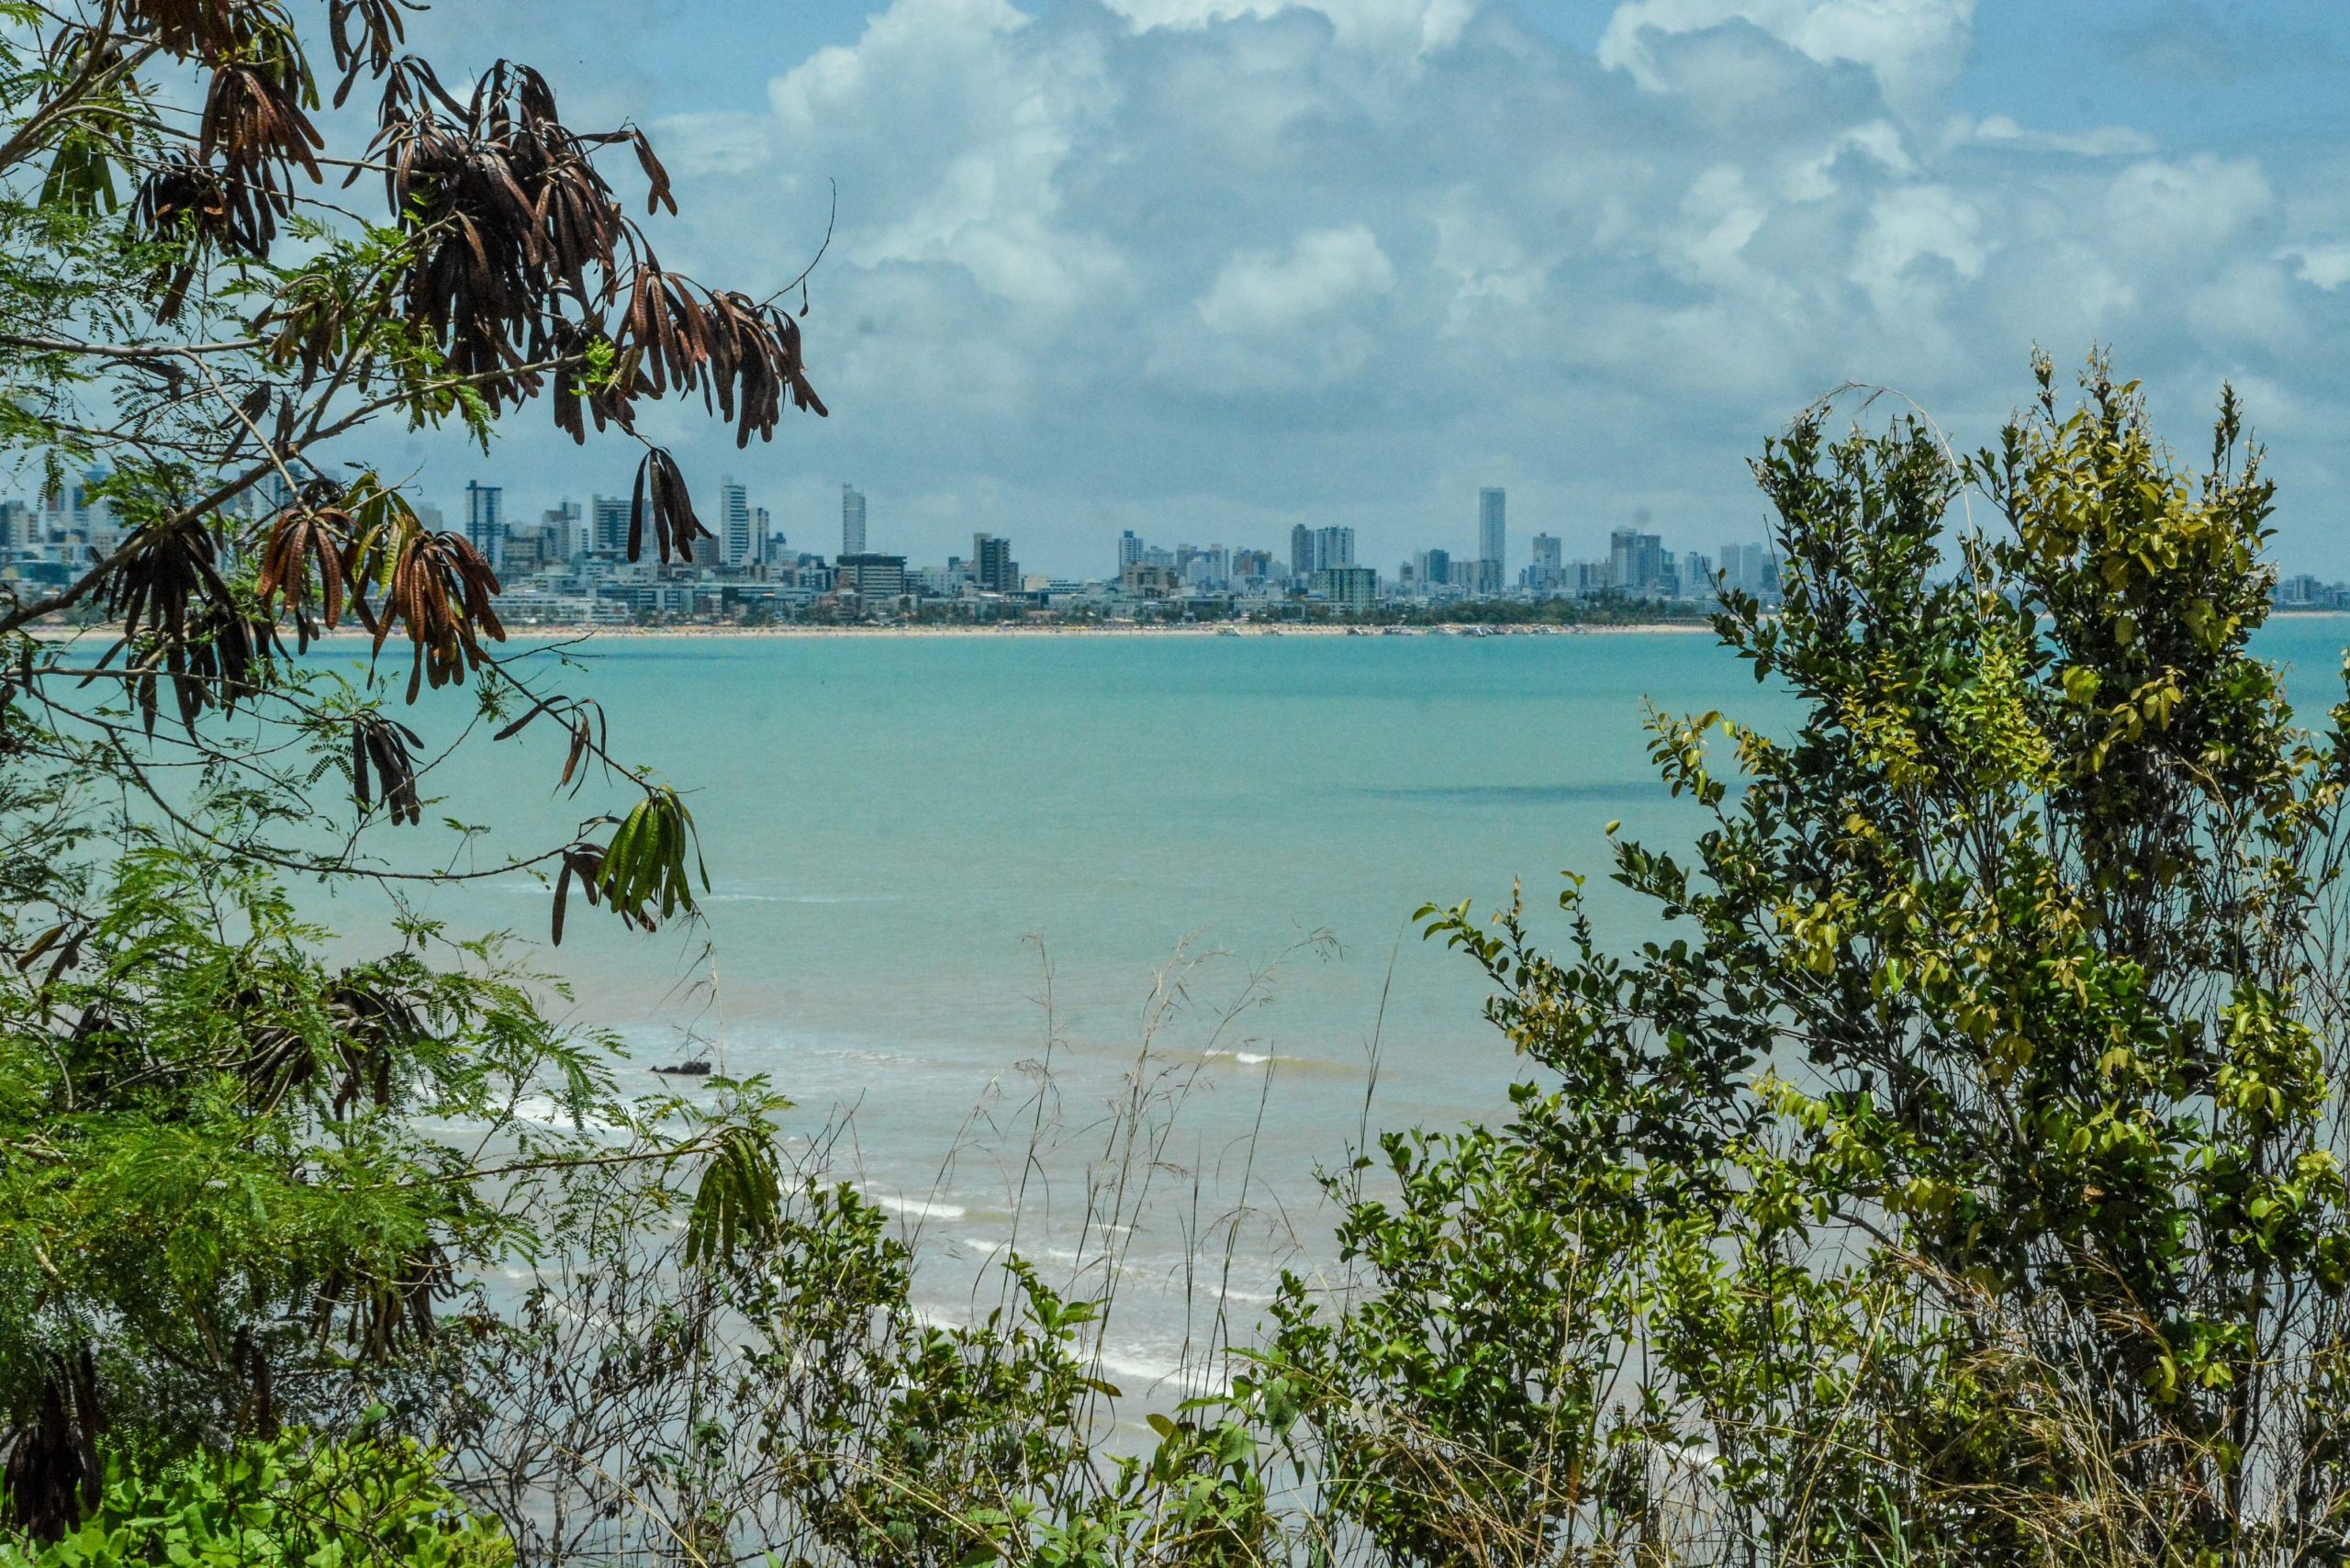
[420,0,2350,578]
[1157,227,1398,388]
[765,0,1125,312]
[1197,226,1397,333]
[1852,184,1986,315]
[2103,154,2274,258]
[1599,0,1975,118]
[2283,243,2350,290]
[1963,115,2155,158]
[1099,0,1474,53]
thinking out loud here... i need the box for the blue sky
[385,0,2350,577]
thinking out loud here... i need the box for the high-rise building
[541,500,585,562]
[972,532,1017,593]
[836,552,905,607]
[1609,528,1666,596]
[1477,487,1506,593]
[1290,523,1315,581]
[1718,542,1780,599]
[1678,551,1715,602]
[1527,532,1563,594]
[1424,547,1451,590]
[842,484,867,555]
[1118,530,1145,571]
[464,481,503,569]
[720,478,755,567]
[590,494,630,558]
[1314,525,1356,572]
[1313,566,1378,612]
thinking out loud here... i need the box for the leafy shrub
[0,1431,509,1566]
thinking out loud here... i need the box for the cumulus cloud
[1198,227,1395,331]
[1599,0,1975,118]
[396,0,2350,577]
[1961,115,2155,159]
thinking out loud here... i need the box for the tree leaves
[682,1123,781,1273]
[589,787,707,933]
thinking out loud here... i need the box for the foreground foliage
[4,5,2344,1558]
[0,0,816,1547]
[0,1432,508,1567]
[1264,356,2350,1566]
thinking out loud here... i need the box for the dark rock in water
[653,1058,711,1076]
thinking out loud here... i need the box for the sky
[375,0,2350,578]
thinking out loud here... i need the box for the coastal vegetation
[1,6,2347,1568]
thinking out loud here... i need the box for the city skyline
[287,476,1765,582]
[362,3,2350,577]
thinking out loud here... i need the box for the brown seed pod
[351,526,506,702]
[252,503,353,650]
[627,447,709,564]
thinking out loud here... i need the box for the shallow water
[297,616,2350,1383]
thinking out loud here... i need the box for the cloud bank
[398,0,2350,577]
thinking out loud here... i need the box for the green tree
[1263,356,2350,1566]
[0,0,822,1539]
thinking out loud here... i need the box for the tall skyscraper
[464,481,503,569]
[1718,542,1781,599]
[842,484,867,555]
[721,478,754,567]
[1313,525,1356,571]
[1528,532,1562,594]
[541,500,585,562]
[1610,527,1666,596]
[1290,523,1315,581]
[1118,530,1144,571]
[591,494,630,559]
[973,532,1017,593]
[1477,487,1505,595]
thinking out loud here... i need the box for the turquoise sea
[336,618,2350,1384]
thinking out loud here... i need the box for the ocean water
[309,618,2350,1384]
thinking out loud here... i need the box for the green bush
[1259,356,2350,1566]
[0,1432,509,1566]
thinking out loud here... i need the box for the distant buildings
[972,532,1018,593]
[1314,565,1378,612]
[1609,528,1666,597]
[1718,542,1778,599]
[1526,532,1562,594]
[1288,524,1357,581]
[720,479,757,568]
[1477,487,1505,595]
[591,493,629,558]
[836,552,907,608]
[2275,574,2350,610]
[842,484,867,555]
[0,456,1827,632]
[464,481,503,569]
